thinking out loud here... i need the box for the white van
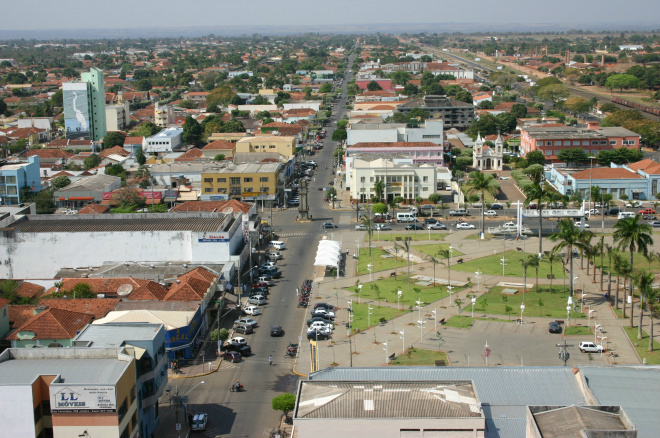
[618,212,636,220]
[269,241,286,250]
[397,212,416,222]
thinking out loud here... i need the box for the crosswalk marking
[278,232,315,238]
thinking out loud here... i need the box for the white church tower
[473,132,503,171]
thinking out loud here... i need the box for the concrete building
[349,157,437,203]
[347,119,445,148]
[144,128,184,154]
[346,141,445,169]
[154,102,174,127]
[63,67,107,141]
[295,380,485,438]
[473,133,504,171]
[0,347,138,438]
[397,95,474,129]
[105,101,131,132]
[53,174,122,210]
[0,156,42,205]
[235,135,297,159]
[201,162,281,205]
[0,212,245,278]
[548,164,648,200]
[75,323,168,438]
[520,122,640,163]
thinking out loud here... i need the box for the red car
[373,217,385,223]
[639,208,656,215]
[221,351,242,363]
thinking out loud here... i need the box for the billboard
[63,82,91,140]
[198,232,230,242]
[50,385,117,413]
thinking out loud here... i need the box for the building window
[260,177,269,182]
[422,187,429,191]
[203,178,213,183]
[563,141,571,146]
[217,178,226,183]
[610,140,617,145]
[130,384,136,402]
[217,188,227,194]
[269,145,276,149]
[229,187,241,195]
[6,175,16,184]
[244,177,253,183]
[244,187,253,192]
[573,141,580,146]
[370,177,374,182]
[592,140,599,145]
[546,141,552,146]
[600,140,607,145]
[7,186,17,195]
[118,398,128,422]
[204,188,212,193]
[230,177,241,185]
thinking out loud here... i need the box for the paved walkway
[293,231,653,375]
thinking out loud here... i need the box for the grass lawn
[375,232,446,242]
[445,315,473,328]
[350,303,408,332]
[356,247,409,275]
[452,250,567,279]
[413,243,463,259]
[564,326,592,336]
[470,285,586,319]
[465,232,493,240]
[623,327,660,365]
[390,347,449,366]
[592,249,660,274]
[349,275,457,308]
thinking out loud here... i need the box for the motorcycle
[230,383,245,392]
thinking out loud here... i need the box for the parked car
[427,223,447,230]
[579,341,604,353]
[221,351,242,363]
[235,317,258,327]
[484,210,497,217]
[270,326,283,337]
[224,343,252,356]
[607,208,621,216]
[307,328,331,340]
[243,306,261,316]
[649,221,660,228]
[355,224,367,231]
[456,222,475,229]
[449,209,469,216]
[309,321,333,332]
[314,303,334,311]
[588,209,599,215]
[228,337,247,346]
[248,295,266,305]
[372,217,385,223]
[548,321,562,333]
[639,208,656,215]
[405,224,425,230]
[191,413,208,431]
[490,203,503,209]
[424,218,438,225]
[307,317,334,329]
[233,323,253,335]
[625,201,642,208]
[323,222,338,229]
[312,308,335,319]
[574,221,590,228]
[375,224,392,231]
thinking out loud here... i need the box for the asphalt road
[163,57,357,438]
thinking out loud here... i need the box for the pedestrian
[269,355,272,366]
[296,288,299,296]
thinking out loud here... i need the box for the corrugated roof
[93,310,196,330]
[582,366,660,438]
[75,322,164,347]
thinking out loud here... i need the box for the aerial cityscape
[1,8,660,438]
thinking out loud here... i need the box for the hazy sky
[3,0,659,31]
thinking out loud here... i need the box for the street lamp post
[397,289,402,310]
[432,308,437,332]
[399,329,405,354]
[447,245,454,304]
[475,270,482,293]
[367,304,373,329]
[567,296,574,327]
[520,303,525,323]
[471,297,477,318]
[357,284,362,304]
[383,341,389,365]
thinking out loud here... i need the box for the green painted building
[63,67,107,141]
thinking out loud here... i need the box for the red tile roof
[171,199,252,213]
[163,276,211,301]
[7,307,93,340]
[28,149,74,159]
[39,298,119,319]
[99,146,130,158]
[175,148,204,161]
[204,139,235,150]
[15,282,45,299]
[179,267,219,284]
[78,204,110,214]
[626,159,660,174]
[124,136,144,145]
[8,305,36,329]
[571,168,642,180]
[45,278,168,301]
[0,298,9,309]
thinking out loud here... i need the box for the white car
[312,308,335,319]
[228,336,247,346]
[235,317,258,327]
[248,295,266,305]
[456,222,475,229]
[355,224,367,231]
[191,413,208,431]
[625,201,642,208]
[574,221,590,228]
[242,306,261,316]
[484,210,497,217]
[579,341,604,353]
[309,321,333,332]
[588,209,599,215]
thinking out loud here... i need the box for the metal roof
[582,366,660,438]
[308,367,587,438]
[75,323,164,347]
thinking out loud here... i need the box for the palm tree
[464,171,500,237]
[605,244,614,301]
[505,201,512,219]
[437,249,451,301]
[395,239,412,294]
[427,255,441,287]
[593,236,604,284]
[526,254,541,292]
[633,270,654,340]
[612,253,627,311]
[549,219,590,297]
[373,179,385,202]
[613,216,654,328]
[545,249,562,294]
[579,231,594,271]
[643,286,659,352]
[523,164,550,255]
[360,208,374,257]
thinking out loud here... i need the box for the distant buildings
[62,67,107,141]
[397,95,474,129]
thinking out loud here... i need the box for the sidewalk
[294,231,647,375]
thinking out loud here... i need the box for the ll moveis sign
[50,386,117,413]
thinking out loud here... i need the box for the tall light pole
[471,296,477,318]
[567,296,574,327]
[383,341,389,365]
[399,329,405,354]
[447,245,454,304]
[520,303,525,324]
[588,155,596,216]
[357,284,362,304]
[475,270,482,293]
[432,308,437,332]
[416,299,425,342]
[367,304,373,329]
[397,289,402,310]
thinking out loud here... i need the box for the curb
[169,358,223,379]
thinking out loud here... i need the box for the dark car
[608,208,621,216]
[405,224,425,230]
[307,316,331,326]
[251,286,269,294]
[322,222,338,229]
[225,344,252,356]
[307,329,330,340]
[252,282,269,289]
[548,321,562,334]
[424,218,438,225]
[270,326,284,337]
[314,302,334,311]
[221,351,242,363]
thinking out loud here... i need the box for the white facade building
[347,119,445,146]
[282,101,323,112]
[473,133,504,171]
[144,128,183,153]
[349,157,437,203]
[105,100,130,132]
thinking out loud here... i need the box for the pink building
[347,142,445,167]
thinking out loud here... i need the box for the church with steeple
[472,132,504,171]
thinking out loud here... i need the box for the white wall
[0,386,38,438]
[347,127,398,146]
[283,102,322,112]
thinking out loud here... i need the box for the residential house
[235,135,296,158]
[54,173,122,209]
[7,306,93,348]
[202,139,235,159]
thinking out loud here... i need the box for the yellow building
[201,162,281,205]
[235,135,297,159]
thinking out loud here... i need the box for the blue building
[75,323,168,438]
[0,155,42,205]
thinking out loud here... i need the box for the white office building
[144,128,184,154]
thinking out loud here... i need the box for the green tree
[103,132,125,149]
[367,81,382,91]
[51,175,71,191]
[605,74,640,92]
[332,129,347,141]
[182,115,203,145]
[454,90,473,104]
[613,216,653,328]
[557,148,588,166]
[549,219,591,297]
[50,89,63,107]
[133,122,161,138]
[464,171,500,236]
[526,150,546,166]
[106,164,126,180]
[214,154,226,161]
[83,154,101,170]
[510,103,527,119]
[633,270,654,341]
[206,85,236,108]
[373,180,385,202]
[372,202,388,214]
[35,189,55,214]
[135,147,146,165]
[272,393,296,421]
[70,282,97,298]
[537,84,569,103]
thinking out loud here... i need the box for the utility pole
[557,339,574,366]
